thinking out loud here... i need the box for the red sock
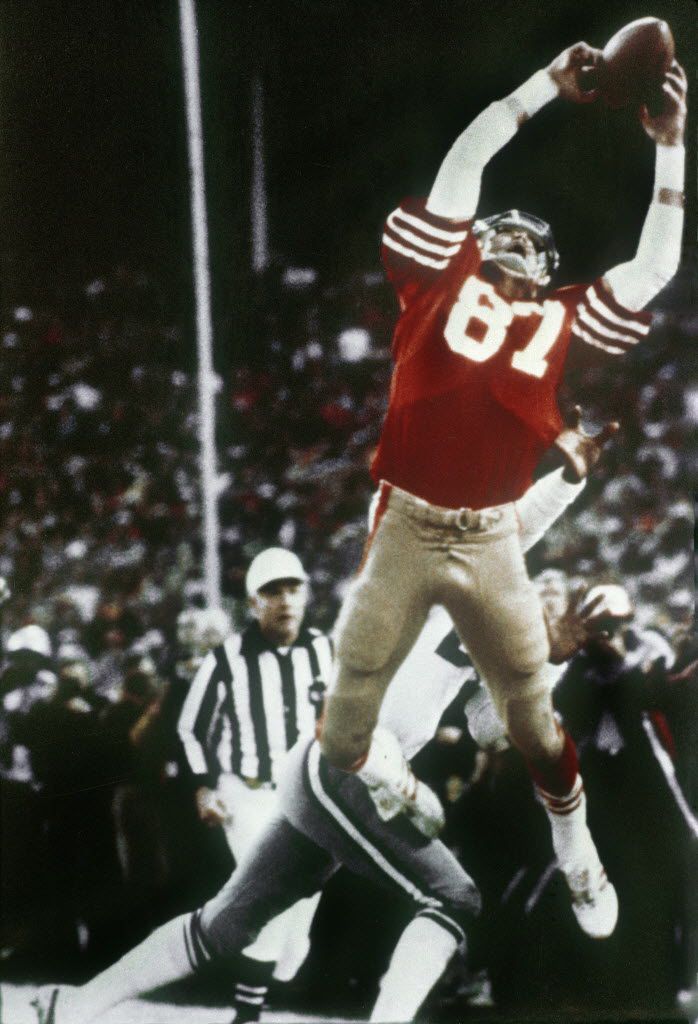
[526,729,579,797]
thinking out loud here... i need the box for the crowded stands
[0,255,696,1015]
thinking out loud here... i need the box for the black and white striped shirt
[177,622,333,787]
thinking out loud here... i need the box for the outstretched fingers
[669,59,687,90]
[662,76,687,112]
[596,420,620,446]
[549,41,602,103]
[640,60,687,143]
[569,41,602,68]
[568,404,583,430]
[572,42,602,103]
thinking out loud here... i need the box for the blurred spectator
[100,657,174,941]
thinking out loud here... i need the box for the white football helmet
[473,209,560,287]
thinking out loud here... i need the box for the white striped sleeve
[381,198,471,288]
[177,650,219,780]
[571,280,652,357]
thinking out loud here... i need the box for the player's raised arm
[427,43,601,220]
[603,60,686,310]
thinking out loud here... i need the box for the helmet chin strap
[481,257,548,294]
[490,251,531,279]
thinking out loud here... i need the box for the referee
[177,547,332,1022]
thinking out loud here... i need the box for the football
[597,17,674,109]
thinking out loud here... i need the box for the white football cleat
[561,850,618,939]
[359,727,445,838]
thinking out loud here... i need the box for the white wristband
[655,143,685,192]
[510,69,559,118]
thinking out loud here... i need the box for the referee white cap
[245,547,308,596]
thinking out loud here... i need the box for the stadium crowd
[0,257,696,1017]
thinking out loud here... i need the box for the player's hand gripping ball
[596,17,675,110]
[548,42,602,103]
[640,60,687,147]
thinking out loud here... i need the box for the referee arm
[177,650,228,827]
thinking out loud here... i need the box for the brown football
[597,17,674,109]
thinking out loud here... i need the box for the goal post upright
[251,74,269,274]
[178,0,222,608]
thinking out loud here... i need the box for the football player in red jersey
[320,42,687,938]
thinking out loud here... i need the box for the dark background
[0,0,696,362]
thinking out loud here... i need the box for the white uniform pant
[217,773,321,980]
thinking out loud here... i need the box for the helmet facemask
[473,210,559,289]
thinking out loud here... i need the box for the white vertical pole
[251,75,269,273]
[178,0,222,607]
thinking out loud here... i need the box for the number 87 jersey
[372,197,651,511]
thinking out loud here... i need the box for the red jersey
[371,197,652,510]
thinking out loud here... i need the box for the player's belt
[384,482,511,532]
[455,507,489,530]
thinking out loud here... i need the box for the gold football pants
[320,482,552,769]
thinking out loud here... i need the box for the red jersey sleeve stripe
[587,281,651,334]
[382,200,470,271]
[572,279,652,355]
[575,306,641,347]
[381,232,451,270]
[579,299,646,342]
[571,324,627,356]
[592,278,652,325]
[392,202,471,243]
[380,197,474,287]
[386,210,462,256]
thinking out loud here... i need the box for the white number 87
[444,276,565,379]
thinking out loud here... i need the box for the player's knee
[506,633,549,680]
[505,692,563,762]
[337,629,391,674]
[199,893,263,960]
[184,908,231,966]
[439,870,483,927]
[334,580,403,674]
[422,881,482,943]
[452,876,483,924]
[495,596,550,679]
